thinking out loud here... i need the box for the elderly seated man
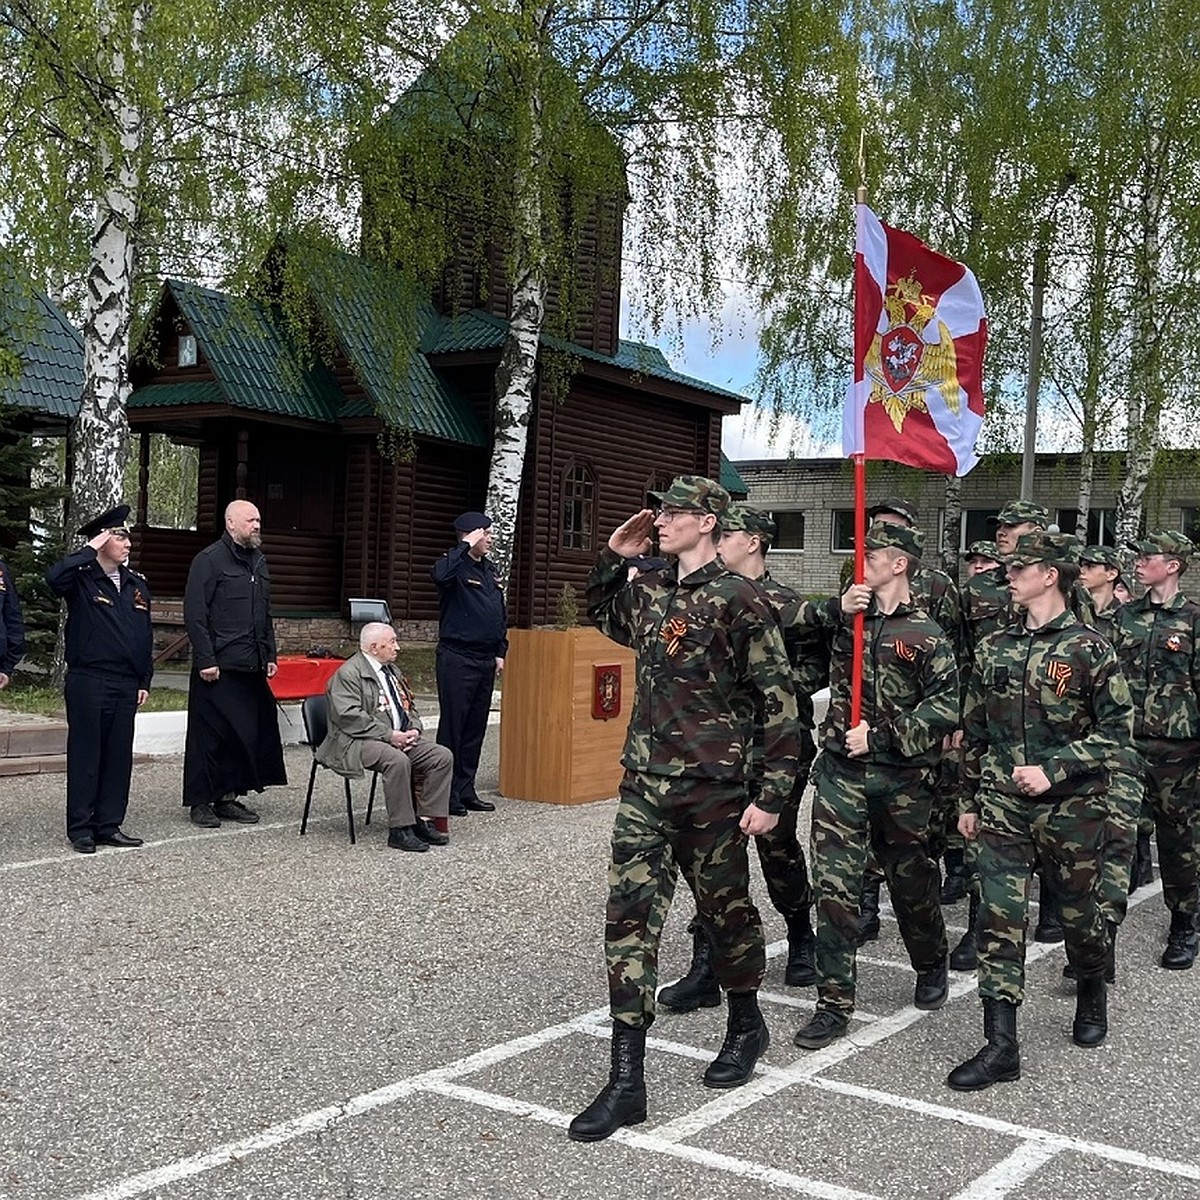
[317,622,453,851]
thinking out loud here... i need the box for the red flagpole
[850,177,868,726]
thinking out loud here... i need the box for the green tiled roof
[127,380,224,409]
[301,252,487,446]
[428,307,748,404]
[0,266,83,419]
[147,282,345,422]
[720,453,748,496]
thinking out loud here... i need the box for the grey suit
[316,651,451,827]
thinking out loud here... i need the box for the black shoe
[939,850,968,905]
[1033,872,1064,943]
[71,836,97,854]
[914,959,949,1010]
[448,800,469,817]
[213,798,260,824]
[96,829,143,848]
[1072,975,1107,1047]
[784,908,817,988]
[793,1009,849,1050]
[387,826,429,852]
[413,819,449,846]
[950,893,979,971]
[460,795,496,812]
[703,991,769,1088]
[659,919,720,1012]
[189,804,221,828]
[1161,910,1199,970]
[946,998,1020,1091]
[1130,832,1154,893]
[567,1025,647,1142]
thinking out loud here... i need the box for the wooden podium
[499,626,634,804]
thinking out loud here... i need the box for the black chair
[299,694,378,844]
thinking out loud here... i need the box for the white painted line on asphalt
[758,989,883,1021]
[812,1076,1200,1183]
[427,1080,882,1200]
[0,821,295,874]
[943,1140,1061,1199]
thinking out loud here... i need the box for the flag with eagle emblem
[843,204,987,475]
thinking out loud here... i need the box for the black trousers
[435,645,495,803]
[65,671,138,841]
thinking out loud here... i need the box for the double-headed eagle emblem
[865,272,961,433]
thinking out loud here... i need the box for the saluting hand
[608,510,655,558]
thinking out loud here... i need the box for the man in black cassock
[182,499,286,827]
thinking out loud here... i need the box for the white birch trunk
[1075,184,1110,541]
[941,474,961,581]
[1116,133,1164,546]
[485,59,546,594]
[71,3,145,523]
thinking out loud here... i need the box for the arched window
[561,461,596,552]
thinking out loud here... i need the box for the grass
[0,682,191,716]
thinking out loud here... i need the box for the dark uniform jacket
[184,532,277,672]
[962,609,1133,806]
[431,542,508,658]
[0,557,26,677]
[45,547,153,688]
[587,547,799,812]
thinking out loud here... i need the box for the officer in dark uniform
[46,504,153,853]
[0,551,26,690]
[431,511,508,815]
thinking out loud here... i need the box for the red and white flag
[843,204,987,476]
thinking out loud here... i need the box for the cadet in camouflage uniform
[657,504,827,1011]
[569,477,800,1143]
[963,540,1002,577]
[792,523,959,1051]
[949,532,1133,1092]
[1112,531,1200,970]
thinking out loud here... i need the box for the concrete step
[0,753,67,776]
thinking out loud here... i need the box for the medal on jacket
[661,616,688,657]
[1046,661,1072,697]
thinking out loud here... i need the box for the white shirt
[364,653,406,732]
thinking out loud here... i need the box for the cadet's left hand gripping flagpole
[851,168,868,727]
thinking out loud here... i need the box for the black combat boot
[1033,871,1064,943]
[567,1024,648,1142]
[1105,920,1117,984]
[702,989,769,1089]
[1130,831,1154,893]
[658,919,720,1011]
[914,958,949,1010]
[784,908,817,987]
[1072,974,1107,1047]
[950,892,979,972]
[946,997,1020,1091]
[858,877,882,944]
[940,848,968,905]
[1160,909,1199,971]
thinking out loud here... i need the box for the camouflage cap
[989,499,1050,527]
[1080,545,1121,568]
[864,521,924,560]
[1127,530,1193,559]
[962,539,1001,562]
[867,497,918,526]
[722,504,777,544]
[1005,530,1081,568]
[649,475,730,516]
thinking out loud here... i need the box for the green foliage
[554,580,580,630]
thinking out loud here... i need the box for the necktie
[383,666,410,731]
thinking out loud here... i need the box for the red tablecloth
[268,656,344,701]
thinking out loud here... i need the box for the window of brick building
[831,509,856,552]
[1055,507,1117,545]
[560,462,596,552]
[770,510,805,551]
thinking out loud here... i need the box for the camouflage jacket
[964,565,1015,661]
[962,609,1133,807]
[1112,591,1200,745]
[912,563,967,665]
[796,595,959,770]
[587,547,800,811]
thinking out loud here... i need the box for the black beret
[454,511,492,533]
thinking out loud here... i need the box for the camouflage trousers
[1097,757,1144,926]
[751,762,814,917]
[811,755,947,1015]
[606,770,764,1028]
[1138,739,1200,916]
[975,787,1107,1004]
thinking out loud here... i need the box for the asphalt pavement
[2,724,1199,1200]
